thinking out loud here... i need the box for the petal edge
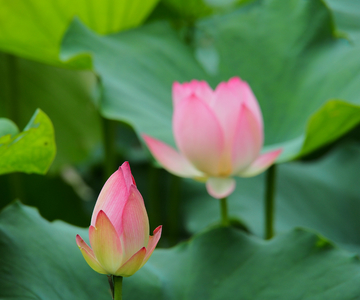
[141,225,162,268]
[89,211,123,274]
[239,149,282,177]
[173,94,225,176]
[143,134,203,178]
[76,235,108,275]
[115,247,146,277]
[120,185,149,263]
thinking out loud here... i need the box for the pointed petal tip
[96,210,107,222]
[140,225,162,268]
[172,81,181,89]
[153,225,162,235]
[173,80,213,107]
[115,247,147,277]
[240,148,282,177]
[76,234,83,247]
[121,161,130,168]
[228,76,243,84]
[120,161,134,187]
[76,234,93,252]
[120,161,130,175]
[91,165,130,226]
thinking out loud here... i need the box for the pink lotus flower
[76,162,162,277]
[143,77,282,199]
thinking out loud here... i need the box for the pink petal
[173,94,225,176]
[172,80,213,107]
[141,225,162,268]
[231,104,263,174]
[211,80,246,175]
[91,166,129,235]
[89,211,123,274]
[142,134,203,178]
[228,77,263,130]
[206,177,236,199]
[76,235,108,274]
[212,79,244,143]
[121,161,135,188]
[240,149,282,177]
[115,247,146,277]
[120,185,149,263]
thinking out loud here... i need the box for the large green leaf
[0,53,102,171]
[0,202,109,299]
[0,109,56,175]
[194,0,360,161]
[131,229,360,299]
[0,0,159,66]
[2,202,360,299]
[325,0,360,43]
[291,100,360,159]
[61,0,360,162]
[61,20,209,146]
[183,142,360,253]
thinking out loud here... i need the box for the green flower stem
[220,197,229,226]
[107,275,114,299]
[113,276,123,300]
[265,165,277,240]
[102,117,117,180]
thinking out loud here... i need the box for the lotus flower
[143,77,282,199]
[76,162,162,277]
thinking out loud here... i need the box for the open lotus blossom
[76,162,162,277]
[143,77,282,199]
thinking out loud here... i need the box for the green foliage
[183,142,360,252]
[325,0,360,42]
[0,53,102,171]
[0,202,109,299]
[1,0,360,298]
[0,0,159,66]
[194,0,360,160]
[2,202,360,299]
[61,0,360,162]
[299,100,360,158]
[61,20,208,146]
[0,109,56,175]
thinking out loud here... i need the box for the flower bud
[76,162,162,276]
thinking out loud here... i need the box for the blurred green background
[1,0,360,298]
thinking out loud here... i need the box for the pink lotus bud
[143,77,282,199]
[76,162,162,277]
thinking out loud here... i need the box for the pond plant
[1,0,360,299]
